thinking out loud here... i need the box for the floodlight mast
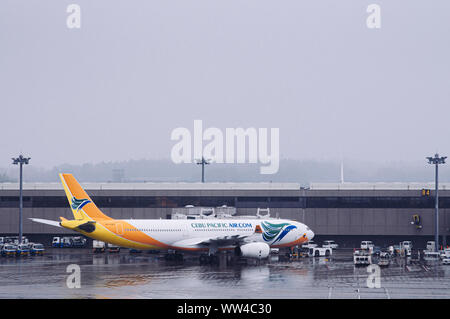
[12,155,31,245]
[196,157,210,183]
[427,153,446,252]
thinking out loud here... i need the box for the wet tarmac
[1,249,450,299]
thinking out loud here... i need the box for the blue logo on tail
[71,197,91,211]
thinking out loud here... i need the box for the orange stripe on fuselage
[271,234,309,248]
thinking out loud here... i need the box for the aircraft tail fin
[59,173,111,221]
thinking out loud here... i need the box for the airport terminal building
[1,182,450,248]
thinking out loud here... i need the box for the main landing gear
[164,252,183,262]
[199,254,219,265]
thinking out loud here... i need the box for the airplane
[31,174,315,262]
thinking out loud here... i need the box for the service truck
[93,240,106,253]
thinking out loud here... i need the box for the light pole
[427,153,446,252]
[196,157,210,183]
[12,155,31,244]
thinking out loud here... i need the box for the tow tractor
[308,247,332,257]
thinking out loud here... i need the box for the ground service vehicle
[16,244,30,256]
[108,243,121,253]
[302,240,317,249]
[309,247,332,257]
[322,240,338,249]
[361,241,374,250]
[354,250,372,266]
[52,237,61,247]
[2,244,17,257]
[71,237,87,248]
[378,251,390,267]
[93,240,106,253]
[61,237,73,247]
[400,241,413,250]
[426,241,435,251]
[30,243,45,256]
[443,256,450,265]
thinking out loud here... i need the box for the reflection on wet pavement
[0,249,449,299]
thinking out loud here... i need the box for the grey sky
[1,0,449,169]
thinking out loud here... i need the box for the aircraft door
[182,222,189,238]
[116,223,123,235]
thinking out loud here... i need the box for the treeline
[0,159,446,184]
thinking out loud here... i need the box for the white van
[302,240,318,249]
[322,240,339,249]
[426,241,435,251]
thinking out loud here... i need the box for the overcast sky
[1,0,449,169]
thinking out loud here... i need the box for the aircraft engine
[236,242,270,259]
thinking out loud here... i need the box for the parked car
[322,240,339,249]
[30,243,45,256]
[1,244,17,257]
